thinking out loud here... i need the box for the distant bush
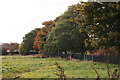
[93,47,119,55]
[33,53,47,58]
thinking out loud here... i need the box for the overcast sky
[0,0,81,44]
[0,0,119,44]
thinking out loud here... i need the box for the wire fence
[49,53,120,65]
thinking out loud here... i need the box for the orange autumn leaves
[33,28,47,50]
[33,20,55,52]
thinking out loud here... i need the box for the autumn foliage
[33,20,56,53]
[33,28,47,50]
[20,2,120,56]
[93,47,119,55]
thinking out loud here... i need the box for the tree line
[19,2,120,55]
[1,43,19,55]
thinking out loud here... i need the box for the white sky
[0,0,80,44]
[0,0,119,44]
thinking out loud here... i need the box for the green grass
[1,55,120,78]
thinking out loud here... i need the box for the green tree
[33,20,59,53]
[80,2,120,52]
[46,5,88,54]
[19,41,25,54]
[19,28,40,54]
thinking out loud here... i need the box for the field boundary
[49,53,120,65]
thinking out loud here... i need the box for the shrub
[93,47,119,55]
[33,53,47,58]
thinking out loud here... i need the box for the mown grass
[1,55,120,78]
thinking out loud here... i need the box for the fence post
[84,55,85,60]
[118,54,119,65]
[107,55,109,64]
[92,55,93,61]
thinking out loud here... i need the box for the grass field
[1,55,120,78]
